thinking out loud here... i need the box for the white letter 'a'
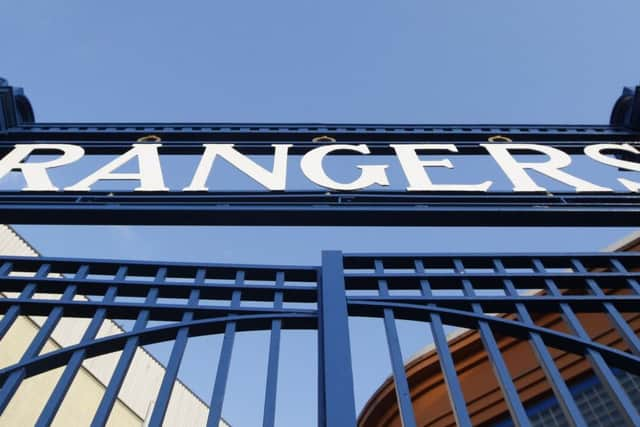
[65,144,168,191]
[184,144,292,191]
[481,143,612,192]
[0,144,84,191]
[300,144,389,191]
[585,143,640,192]
[391,144,492,191]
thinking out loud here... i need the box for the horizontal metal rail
[4,123,639,143]
[0,191,638,226]
[2,139,639,154]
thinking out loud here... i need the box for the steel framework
[2,82,640,227]
[1,80,640,426]
[0,252,640,426]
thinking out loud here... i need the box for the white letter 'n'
[184,144,291,191]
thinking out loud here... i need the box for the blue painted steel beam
[318,251,357,427]
[0,313,317,388]
[532,259,640,426]
[262,271,285,427]
[36,268,126,427]
[0,251,637,426]
[0,264,50,341]
[413,259,472,427]
[0,265,86,416]
[91,269,164,426]
[374,259,417,427]
[4,123,639,143]
[346,301,640,377]
[0,197,639,226]
[344,252,640,263]
[0,254,317,279]
[453,259,531,427]
[207,271,244,427]
[0,275,317,302]
[3,252,639,272]
[570,259,640,355]
[2,138,637,155]
[148,269,204,426]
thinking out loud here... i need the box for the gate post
[318,251,357,427]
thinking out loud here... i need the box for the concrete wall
[0,225,226,426]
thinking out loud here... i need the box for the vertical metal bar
[0,263,50,340]
[375,259,417,427]
[570,259,640,355]
[37,266,125,427]
[0,262,11,277]
[317,251,357,427]
[0,265,88,415]
[533,258,640,426]
[0,261,13,332]
[452,259,530,427]
[262,271,284,427]
[206,270,244,427]
[91,267,165,427]
[493,259,587,427]
[148,268,205,426]
[414,260,472,427]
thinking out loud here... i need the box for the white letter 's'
[0,144,84,191]
[184,144,291,191]
[584,143,640,192]
[391,144,492,191]
[65,144,168,191]
[300,144,389,190]
[481,143,611,192]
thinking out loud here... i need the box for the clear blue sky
[2,1,640,426]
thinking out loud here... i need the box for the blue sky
[2,1,640,426]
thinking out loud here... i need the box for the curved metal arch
[0,312,317,385]
[348,300,640,375]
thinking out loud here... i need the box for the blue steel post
[148,268,205,425]
[374,259,417,427]
[37,266,126,426]
[532,258,640,426]
[206,270,244,427]
[262,271,285,427]
[0,264,84,415]
[452,259,530,427]
[318,251,357,427]
[91,267,164,426]
[493,259,588,427]
[414,260,472,427]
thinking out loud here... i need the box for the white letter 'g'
[301,144,389,190]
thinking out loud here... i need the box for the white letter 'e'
[391,144,492,191]
[481,143,611,192]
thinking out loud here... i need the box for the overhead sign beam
[1,80,639,227]
[0,191,638,226]
[4,123,639,148]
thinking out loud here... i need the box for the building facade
[358,233,640,427]
[0,225,223,426]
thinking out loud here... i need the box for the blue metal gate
[1,251,640,426]
[1,80,640,426]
